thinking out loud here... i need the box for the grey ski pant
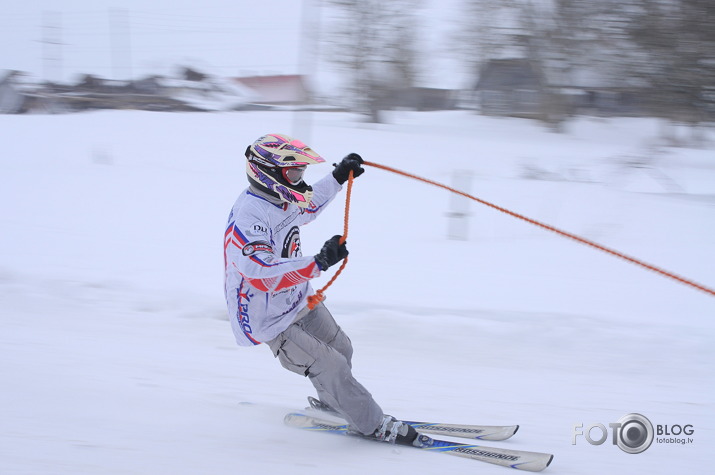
[267,302,383,435]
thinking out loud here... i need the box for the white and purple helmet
[245,133,325,208]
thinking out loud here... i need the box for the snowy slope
[0,110,713,474]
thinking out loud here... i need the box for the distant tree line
[325,0,715,126]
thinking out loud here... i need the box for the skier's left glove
[314,235,348,271]
[332,153,365,185]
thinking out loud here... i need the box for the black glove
[332,153,365,185]
[314,235,349,271]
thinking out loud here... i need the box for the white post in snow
[446,170,473,240]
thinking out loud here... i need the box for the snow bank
[1,110,713,474]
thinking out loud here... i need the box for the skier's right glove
[314,235,348,271]
[332,153,365,185]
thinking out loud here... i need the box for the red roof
[232,75,310,104]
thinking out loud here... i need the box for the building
[475,59,544,118]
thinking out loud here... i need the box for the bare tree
[628,0,715,131]
[454,0,526,74]
[533,0,644,125]
[324,0,424,121]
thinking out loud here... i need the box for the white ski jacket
[224,173,342,346]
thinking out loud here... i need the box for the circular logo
[616,413,654,454]
[281,226,302,258]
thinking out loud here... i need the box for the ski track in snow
[0,110,713,474]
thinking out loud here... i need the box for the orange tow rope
[307,161,714,308]
[307,170,354,309]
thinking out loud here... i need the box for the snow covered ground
[1,110,713,474]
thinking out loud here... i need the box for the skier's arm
[298,173,342,223]
[226,220,320,293]
[227,222,348,293]
[300,154,365,223]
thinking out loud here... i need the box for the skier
[223,133,419,446]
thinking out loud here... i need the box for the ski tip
[481,425,519,441]
[511,452,554,472]
[283,412,303,424]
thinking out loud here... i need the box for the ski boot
[369,415,421,447]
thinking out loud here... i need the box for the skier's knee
[274,339,316,377]
[331,331,353,365]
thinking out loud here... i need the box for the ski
[284,412,553,472]
[403,420,518,441]
[306,396,518,441]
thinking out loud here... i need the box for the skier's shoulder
[233,188,268,212]
[231,189,282,231]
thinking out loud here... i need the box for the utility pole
[42,11,64,82]
[292,0,320,142]
[110,8,132,79]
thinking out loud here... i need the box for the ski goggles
[282,165,307,185]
